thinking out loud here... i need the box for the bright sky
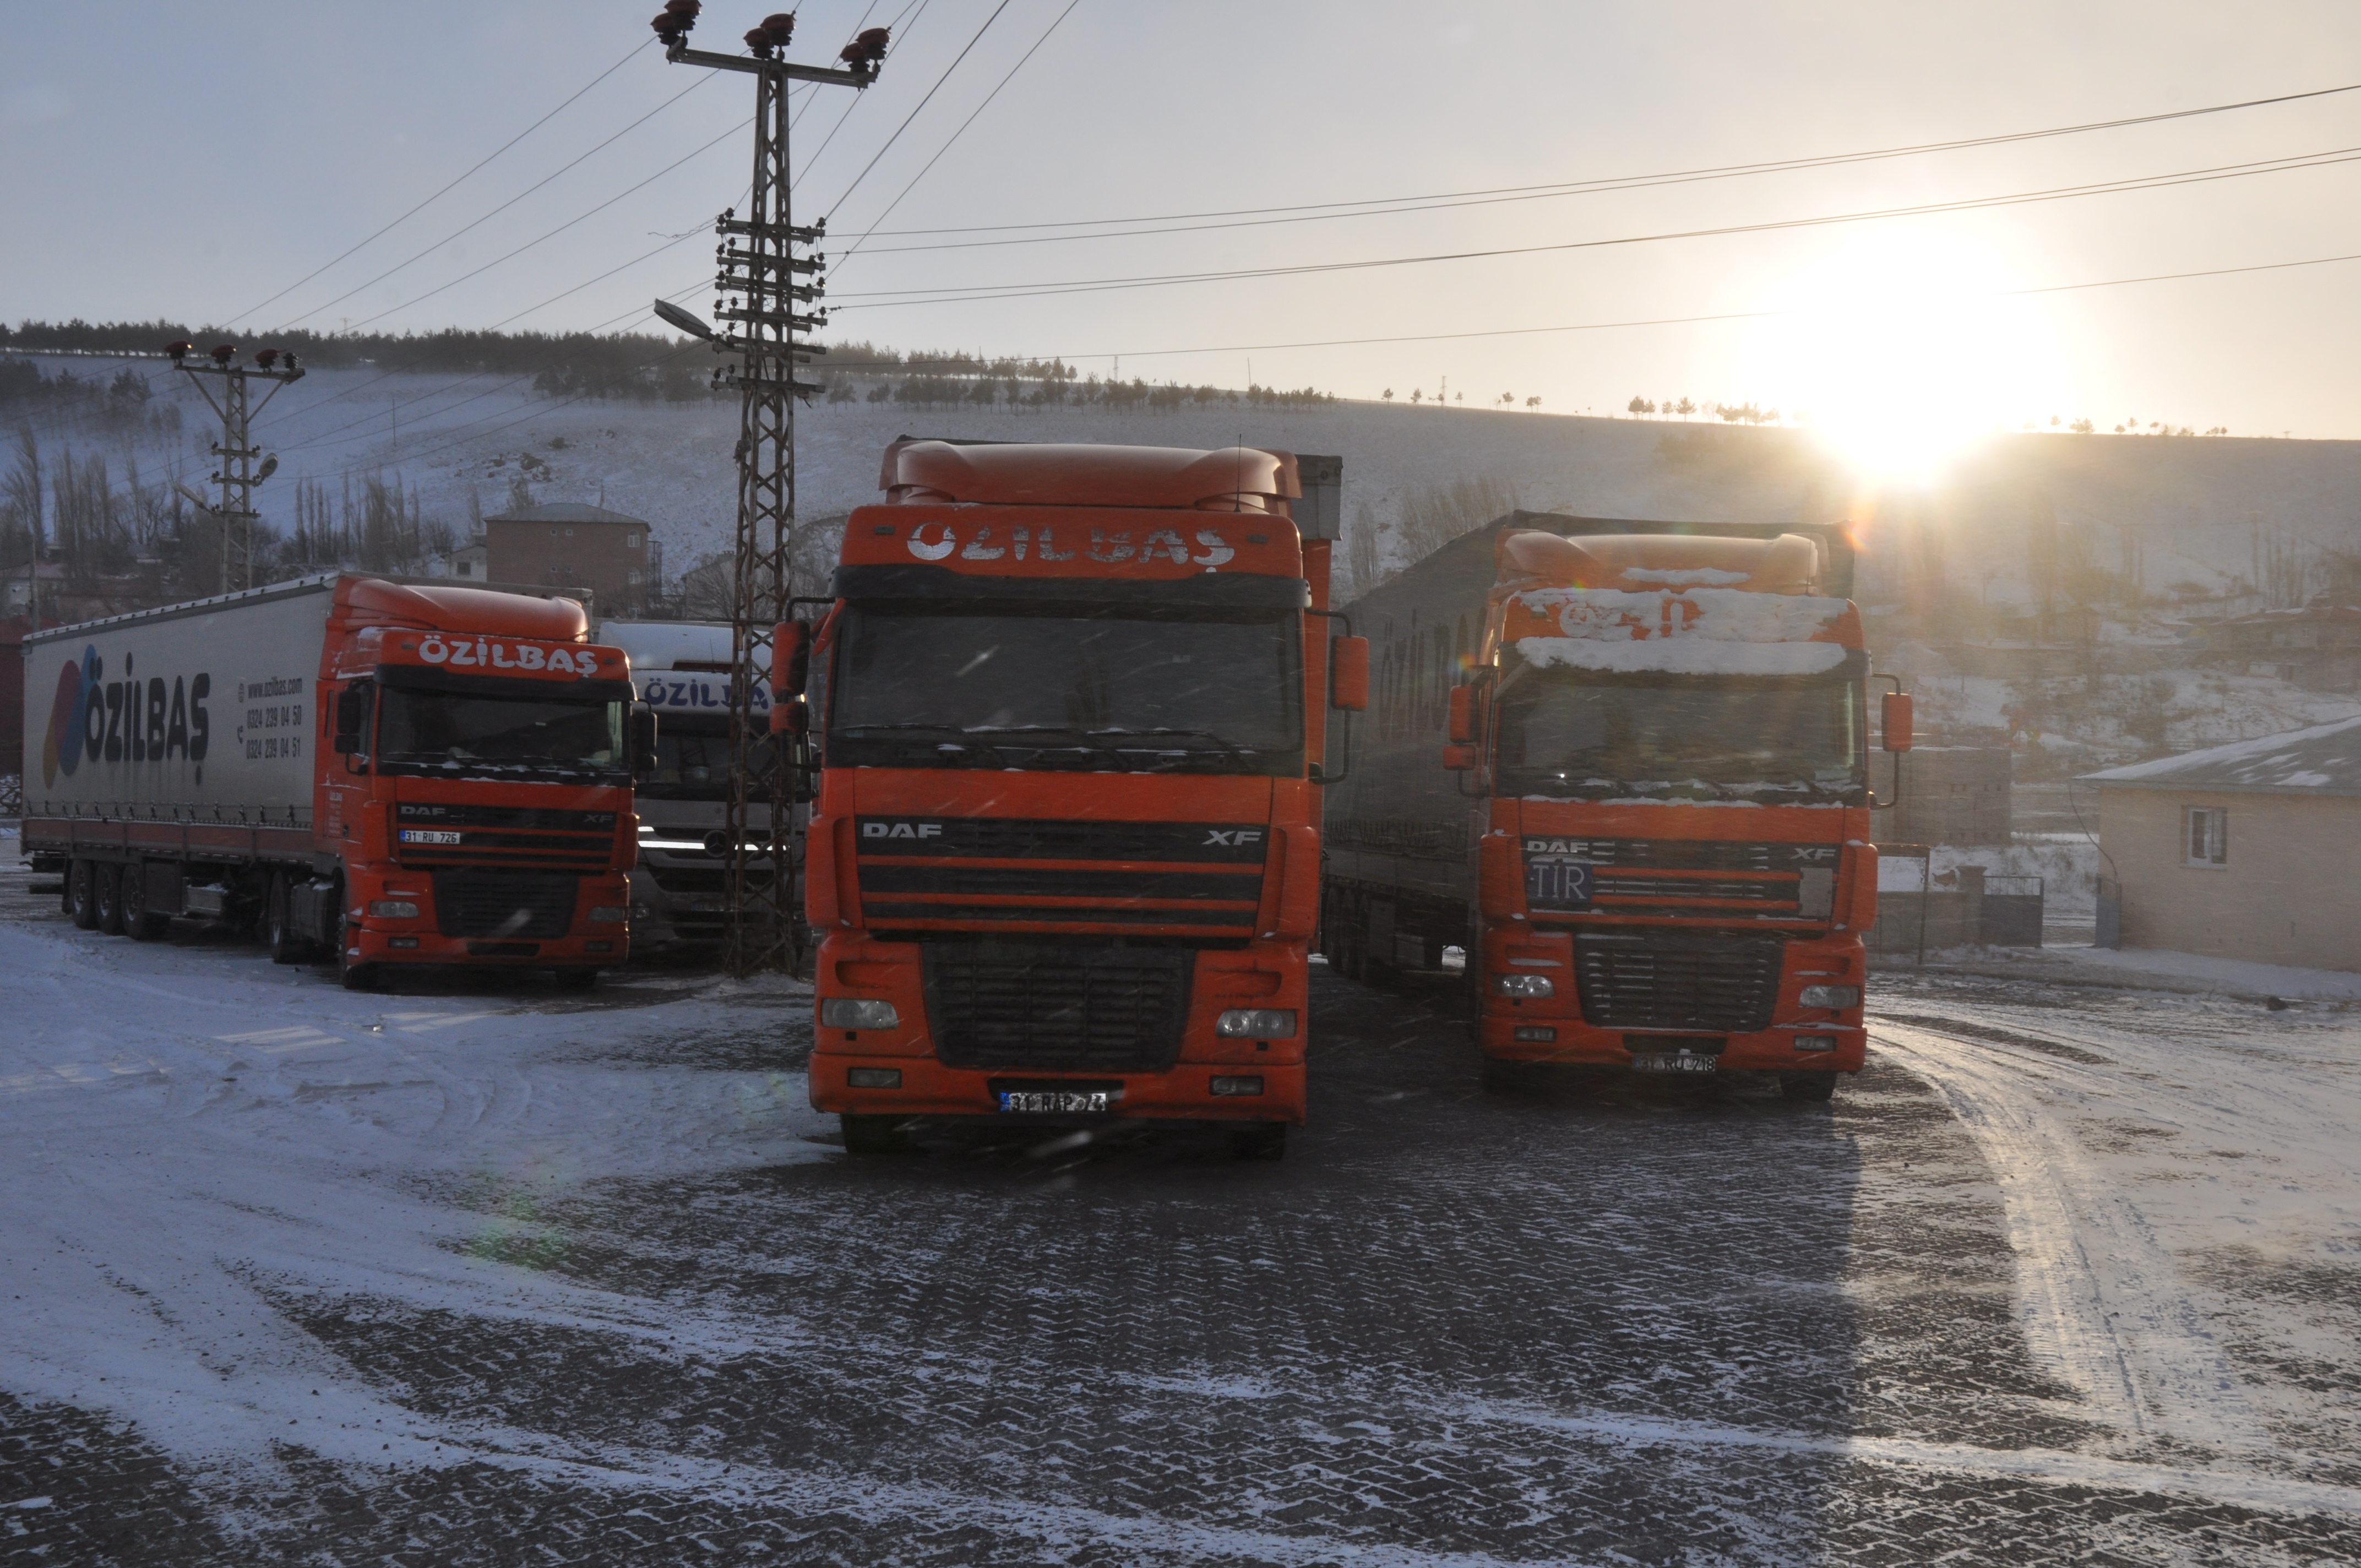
[7,0,2361,456]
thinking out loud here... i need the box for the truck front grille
[1573,933,1783,1033]
[923,943,1191,1074]
[432,870,578,940]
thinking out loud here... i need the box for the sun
[1765,233,2050,483]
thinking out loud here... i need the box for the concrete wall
[2100,787,2361,972]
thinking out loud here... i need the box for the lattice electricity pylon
[652,4,885,974]
[165,340,303,594]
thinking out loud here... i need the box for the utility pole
[166,340,301,594]
[650,2,885,976]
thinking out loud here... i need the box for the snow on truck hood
[1509,586,1854,676]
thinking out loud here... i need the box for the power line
[826,142,2361,311]
[229,40,651,328]
[794,0,932,189]
[824,0,1013,218]
[272,73,717,331]
[833,0,1084,266]
[843,78,2361,246]
[338,113,754,333]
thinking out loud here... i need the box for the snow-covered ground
[0,877,829,1485]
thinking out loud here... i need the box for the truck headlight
[1215,1009,1297,1038]
[822,998,899,1029]
[590,905,630,924]
[366,900,418,918]
[1798,984,1860,1009]
[1492,974,1554,998]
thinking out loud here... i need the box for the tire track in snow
[1870,1019,2276,1456]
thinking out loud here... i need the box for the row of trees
[1377,388,1543,411]
[820,374,1337,412]
[1627,395,1785,424]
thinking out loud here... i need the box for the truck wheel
[94,863,127,937]
[840,1114,912,1155]
[552,967,599,991]
[68,861,100,930]
[1226,1121,1287,1161]
[335,906,378,992]
[266,875,310,965]
[1779,1071,1838,1104]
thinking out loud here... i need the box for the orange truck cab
[20,575,648,990]
[1323,518,1909,1101]
[776,439,1363,1157]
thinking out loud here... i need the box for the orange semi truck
[1321,517,1908,1101]
[774,439,1363,1157]
[20,575,649,989]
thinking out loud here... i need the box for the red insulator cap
[210,344,236,363]
[761,11,796,40]
[164,340,193,360]
[254,348,279,367]
[663,0,700,15]
[744,25,773,52]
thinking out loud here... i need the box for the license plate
[1526,858,1593,908]
[400,829,462,845]
[1631,1053,1717,1074]
[999,1090,1111,1114]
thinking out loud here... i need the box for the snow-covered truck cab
[1324,521,1907,1101]
[596,620,787,954]
[775,438,1360,1157]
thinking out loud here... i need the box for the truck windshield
[638,718,781,801]
[378,689,626,781]
[830,605,1302,774]
[1494,672,1863,801]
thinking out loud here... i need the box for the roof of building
[484,502,648,526]
[2082,714,2361,795]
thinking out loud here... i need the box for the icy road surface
[4,859,2360,1564]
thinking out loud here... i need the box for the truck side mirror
[1448,685,1475,744]
[1442,743,1477,771]
[333,687,369,756]
[773,700,809,736]
[771,620,809,700]
[1330,634,1368,711]
[1881,692,1914,752]
[628,703,659,779]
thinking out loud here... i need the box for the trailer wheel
[93,863,127,937]
[68,861,100,930]
[840,1114,913,1155]
[1778,1071,1837,1103]
[552,967,599,991]
[1226,1121,1287,1161]
[126,873,170,943]
[266,875,310,965]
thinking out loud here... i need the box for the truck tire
[94,863,127,937]
[126,876,171,943]
[266,874,310,965]
[335,903,378,992]
[840,1113,912,1155]
[1226,1121,1287,1161]
[68,861,100,930]
[1779,1071,1837,1103]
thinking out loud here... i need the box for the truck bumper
[1477,1015,1867,1073]
[809,1054,1307,1125]
[1476,928,1869,1072]
[807,931,1309,1125]
[344,870,633,968]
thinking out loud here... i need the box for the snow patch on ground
[0,912,828,1484]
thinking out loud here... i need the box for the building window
[626,532,641,548]
[627,569,643,585]
[2184,806,2228,866]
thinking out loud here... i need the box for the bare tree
[1393,475,1521,566]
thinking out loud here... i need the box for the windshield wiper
[1087,727,1260,766]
